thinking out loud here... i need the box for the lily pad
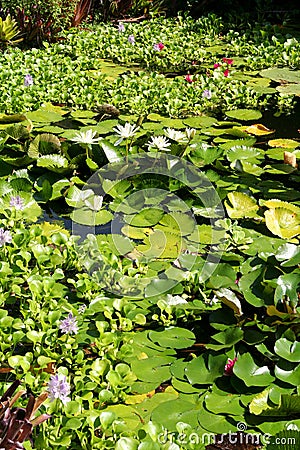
[260,68,300,84]
[124,208,164,227]
[268,139,299,149]
[233,353,275,387]
[225,192,259,219]
[225,109,262,121]
[274,338,300,362]
[264,200,300,239]
[245,124,275,136]
[149,327,195,349]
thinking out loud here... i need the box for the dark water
[261,100,300,139]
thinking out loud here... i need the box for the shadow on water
[261,99,300,139]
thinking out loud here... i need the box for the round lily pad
[225,109,262,121]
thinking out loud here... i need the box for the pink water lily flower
[185,74,193,83]
[224,69,229,77]
[222,57,233,65]
[224,357,237,376]
[153,42,164,51]
[213,63,221,69]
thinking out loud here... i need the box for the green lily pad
[26,110,63,123]
[233,353,275,387]
[274,338,300,362]
[225,109,262,121]
[149,327,195,349]
[151,399,199,431]
[183,116,217,128]
[274,364,300,386]
[125,208,164,227]
[71,208,113,226]
[260,68,300,84]
[185,353,227,385]
[277,84,300,95]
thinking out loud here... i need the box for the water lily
[185,74,193,83]
[224,69,229,77]
[164,128,188,144]
[222,57,233,65]
[224,357,237,376]
[153,42,164,51]
[185,128,196,140]
[213,63,221,69]
[113,122,139,146]
[70,129,101,145]
[147,135,171,152]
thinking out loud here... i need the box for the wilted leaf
[245,123,275,136]
[225,192,259,219]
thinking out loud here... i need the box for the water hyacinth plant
[0,8,299,450]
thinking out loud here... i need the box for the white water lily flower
[113,122,140,146]
[166,294,188,306]
[185,128,196,140]
[70,129,101,145]
[164,128,188,144]
[147,135,171,152]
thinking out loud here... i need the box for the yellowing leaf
[125,391,155,405]
[264,201,300,239]
[245,123,275,136]
[225,192,259,219]
[268,139,299,149]
[249,389,273,415]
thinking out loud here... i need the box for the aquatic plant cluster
[0,15,300,116]
[0,12,299,450]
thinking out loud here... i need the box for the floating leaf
[149,328,195,349]
[26,110,63,123]
[233,353,275,387]
[37,154,69,172]
[245,123,275,136]
[185,353,228,385]
[274,338,300,362]
[225,192,259,219]
[125,208,164,227]
[225,109,262,121]
[268,139,299,149]
[183,116,217,128]
[264,201,300,239]
[274,364,300,386]
[214,288,243,315]
[260,67,300,83]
